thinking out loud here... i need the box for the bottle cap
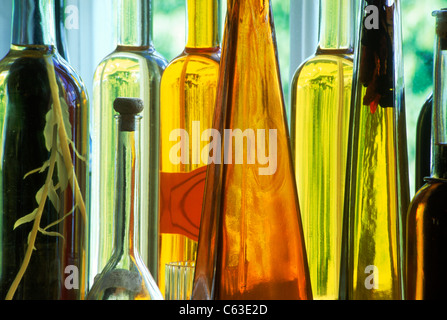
[433,9,447,40]
[113,98,144,131]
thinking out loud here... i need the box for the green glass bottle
[90,0,168,287]
[0,0,89,300]
[290,0,354,300]
[340,0,410,300]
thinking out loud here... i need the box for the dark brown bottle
[406,9,447,300]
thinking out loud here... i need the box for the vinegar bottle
[0,0,89,300]
[406,9,447,300]
[192,0,312,300]
[87,98,162,300]
[91,0,168,286]
[159,0,221,298]
[340,0,410,300]
[290,0,354,300]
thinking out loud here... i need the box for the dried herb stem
[45,56,87,224]
[5,129,58,300]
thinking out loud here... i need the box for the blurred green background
[153,0,442,197]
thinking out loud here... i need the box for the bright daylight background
[0,0,445,197]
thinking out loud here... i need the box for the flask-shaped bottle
[340,0,410,300]
[406,9,447,300]
[290,0,354,300]
[0,0,89,300]
[91,0,168,286]
[87,98,162,300]
[192,0,312,300]
[159,0,221,298]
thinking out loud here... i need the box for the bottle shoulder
[161,51,221,86]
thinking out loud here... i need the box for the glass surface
[340,0,410,300]
[90,0,168,287]
[165,261,195,300]
[0,0,89,300]
[415,94,433,190]
[192,0,312,300]
[159,0,220,298]
[290,0,354,300]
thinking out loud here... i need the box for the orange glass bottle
[159,0,221,298]
[191,0,312,300]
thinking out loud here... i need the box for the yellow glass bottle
[192,0,312,300]
[290,0,354,300]
[340,0,410,300]
[91,0,168,287]
[159,0,221,298]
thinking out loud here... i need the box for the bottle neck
[317,0,354,53]
[432,9,447,179]
[55,0,69,60]
[117,0,153,48]
[185,0,220,50]
[12,0,56,46]
[113,116,141,258]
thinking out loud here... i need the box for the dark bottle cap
[113,98,144,132]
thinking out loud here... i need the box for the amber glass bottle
[191,0,312,300]
[340,0,410,300]
[0,0,89,300]
[290,0,354,300]
[159,0,221,298]
[91,0,168,287]
[406,9,447,300]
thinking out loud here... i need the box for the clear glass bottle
[91,0,168,287]
[159,0,221,298]
[192,0,312,300]
[406,9,447,300]
[290,0,354,300]
[415,94,433,191]
[0,0,89,300]
[340,0,410,300]
[87,98,162,300]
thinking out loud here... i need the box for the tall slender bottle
[406,9,447,300]
[192,0,312,300]
[159,0,221,297]
[340,0,410,300]
[415,94,433,191]
[87,98,162,300]
[290,0,354,300]
[91,0,168,287]
[0,0,89,300]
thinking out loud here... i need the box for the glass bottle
[192,0,312,300]
[91,0,168,287]
[415,94,433,191]
[87,98,162,300]
[340,0,410,300]
[406,9,447,300]
[290,0,354,300]
[0,0,89,300]
[159,0,221,298]
[55,0,69,62]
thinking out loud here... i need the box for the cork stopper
[434,9,447,43]
[113,98,144,132]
